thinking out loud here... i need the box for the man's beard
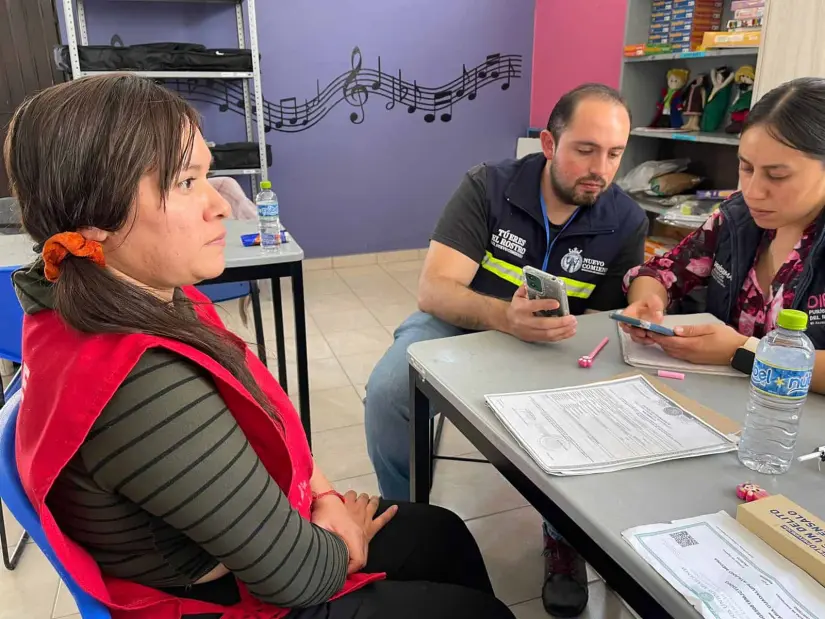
[549,162,607,207]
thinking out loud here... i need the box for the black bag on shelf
[55,44,132,71]
[54,35,253,73]
[210,142,272,170]
[169,49,253,71]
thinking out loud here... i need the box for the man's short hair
[546,83,632,142]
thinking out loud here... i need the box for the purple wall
[58,0,534,257]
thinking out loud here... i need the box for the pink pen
[578,337,609,368]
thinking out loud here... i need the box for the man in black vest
[365,83,647,617]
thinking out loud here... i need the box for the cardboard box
[734,6,765,19]
[644,237,678,261]
[652,0,674,9]
[650,23,671,35]
[651,10,672,23]
[623,43,673,57]
[731,0,764,9]
[673,0,724,9]
[672,8,723,20]
[727,17,763,30]
[671,18,722,33]
[737,495,825,588]
[702,29,762,47]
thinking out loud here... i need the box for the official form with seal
[484,374,738,475]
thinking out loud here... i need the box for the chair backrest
[0,266,23,364]
[0,391,111,618]
[0,197,21,232]
[197,281,251,303]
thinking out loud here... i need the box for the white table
[0,220,313,442]
[407,313,825,618]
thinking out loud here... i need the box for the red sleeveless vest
[15,286,383,618]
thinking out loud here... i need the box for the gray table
[202,219,311,441]
[0,220,312,441]
[408,312,825,619]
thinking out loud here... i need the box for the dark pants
[184,501,514,619]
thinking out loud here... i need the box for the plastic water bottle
[738,309,815,475]
[255,180,281,253]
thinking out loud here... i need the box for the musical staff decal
[167,46,523,133]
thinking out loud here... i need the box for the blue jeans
[365,311,464,501]
[364,312,564,540]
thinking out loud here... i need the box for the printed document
[623,511,825,619]
[484,375,736,475]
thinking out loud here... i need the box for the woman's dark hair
[4,74,276,418]
[744,77,825,162]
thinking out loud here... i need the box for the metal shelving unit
[60,0,268,184]
[630,127,741,147]
[619,0,762,217]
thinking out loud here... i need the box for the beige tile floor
[0,250,636,619]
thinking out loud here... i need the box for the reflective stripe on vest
[481,251,523,287]
[480,252,595,299]
[557,277,595,299]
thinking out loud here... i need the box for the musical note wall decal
[166,46,523,133]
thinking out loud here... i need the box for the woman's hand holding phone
[619,295,666,346]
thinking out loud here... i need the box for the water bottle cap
[260,181,272,190]
[777,309,808,331]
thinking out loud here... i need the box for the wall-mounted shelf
[209,168,262,176]
[624,47,759,62]
[630,128,740,146]
[106,0,240,3]
[78,70,255,79]
[624,47,760,63]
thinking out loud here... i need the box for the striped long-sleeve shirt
[46,348,349,608]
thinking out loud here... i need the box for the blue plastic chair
[0,266,22,366]
[197,281,251,302]
[0,265,26,570]
[0,391,111,617]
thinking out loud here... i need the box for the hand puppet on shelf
[725,65,756,134]
[700,66,735,133]
[681,73,710,132]
[650,68,690,129]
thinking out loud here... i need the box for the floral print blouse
[623,210,817,338]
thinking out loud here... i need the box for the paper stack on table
[484,375,738,476]
[623,511,825,619]
[616,313,746,377]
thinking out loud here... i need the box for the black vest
[469,153,647,315]
[706,194,825,348]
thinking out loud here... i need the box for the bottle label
[750,359,812,399]
[257,200,279,218]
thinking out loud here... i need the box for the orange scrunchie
[42,232,106,283]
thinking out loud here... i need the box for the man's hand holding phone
[619,295,666,346]
[505,285,577,343]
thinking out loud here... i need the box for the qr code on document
[669,531,699,548]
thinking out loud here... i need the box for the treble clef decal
[343,46,368,124]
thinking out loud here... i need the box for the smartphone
[609,310,675,336]
[522,266,570,317]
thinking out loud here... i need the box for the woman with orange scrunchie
[6,75,512,619]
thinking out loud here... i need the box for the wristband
[311,490,345,508]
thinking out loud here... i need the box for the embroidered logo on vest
[561,248,583,273]
[711,261,732,287]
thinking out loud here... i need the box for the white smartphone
[522,265,570,317]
